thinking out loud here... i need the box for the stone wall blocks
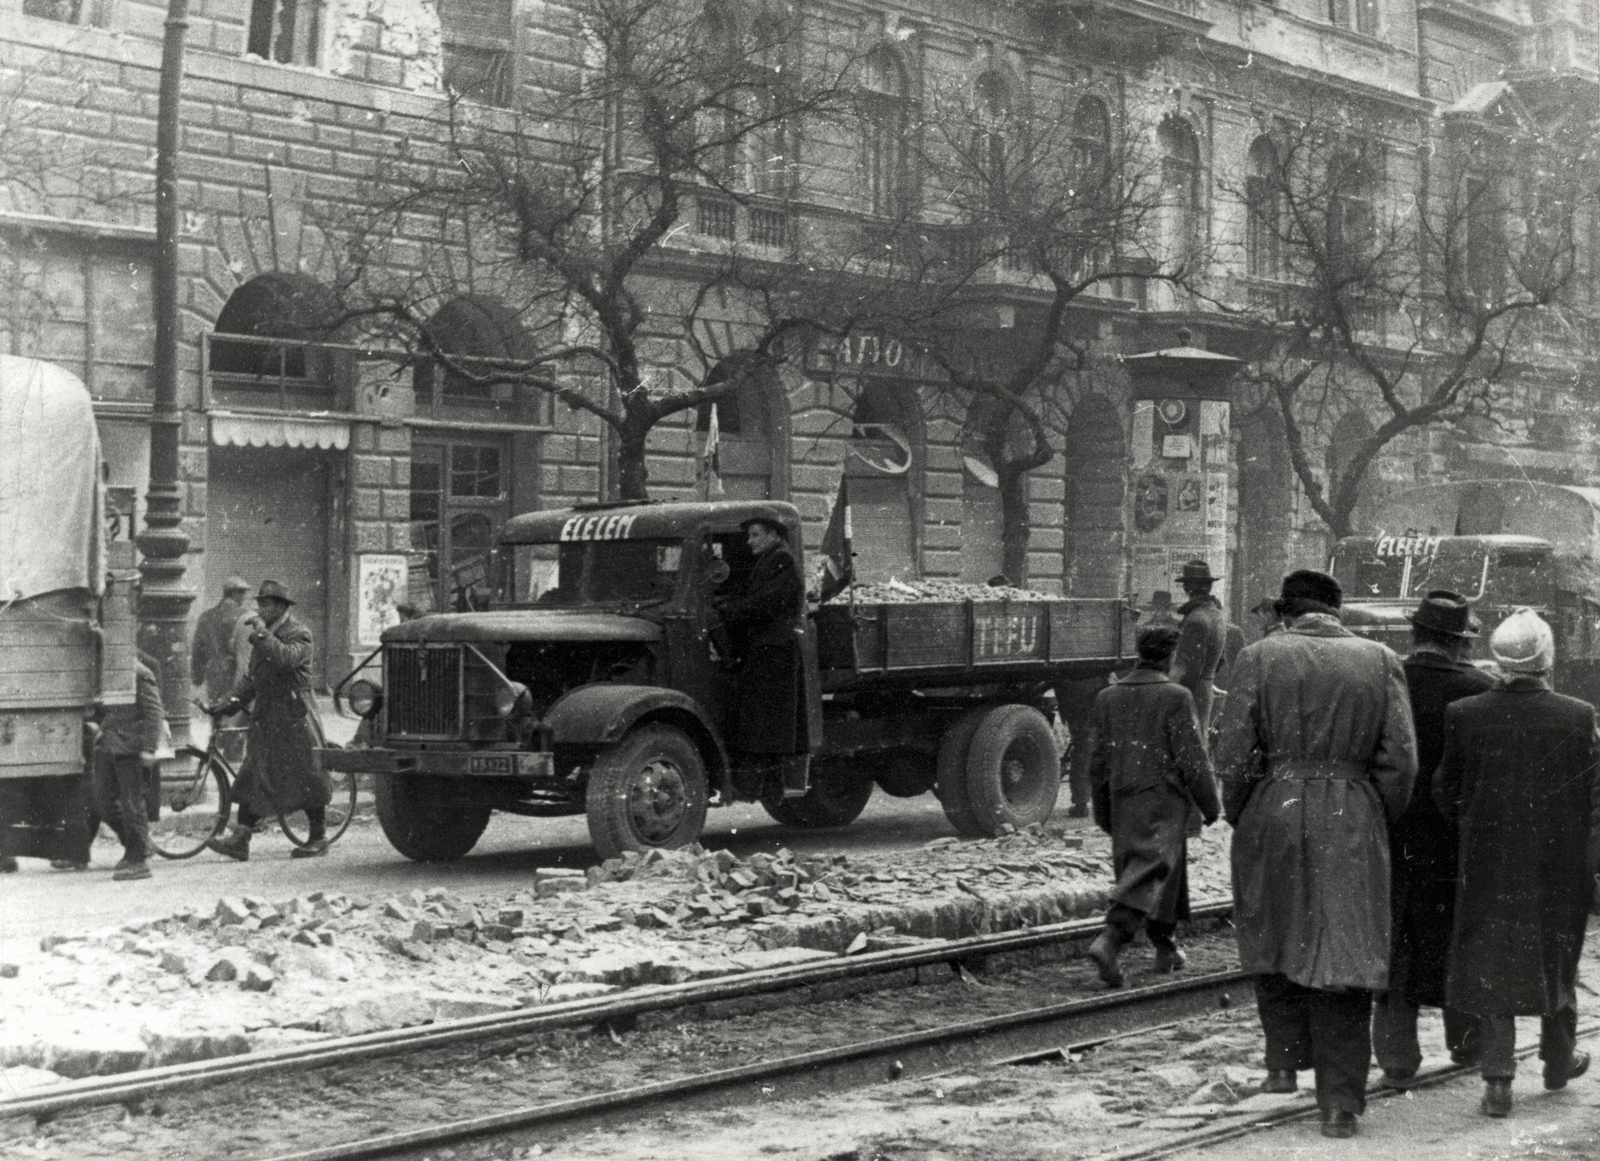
[181,412,210,446]
[185,481,207,519]
[1029,477,1067,502]
[920,525,963,549]
[239,87,296,117]
[1030,529,1066,552]
[923,498,963,524]
[375,426,410,454]
[390,457,410,488]
[286,143,336,172]
[380,488,411,521]
[387,524,412,552]
[921,550,962,576]
[351,522,388,554]
[541,434,578,465]
[560,465,600,497]
[350,489,383,520]
[921,471,963,497]
[352,455,391,487]
[177,447,208,483]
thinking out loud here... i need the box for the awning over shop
[209,412,350,450]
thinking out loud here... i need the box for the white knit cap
[1489,607,1554,674]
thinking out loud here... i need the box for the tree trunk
[616,420,651,501]
[998,464,1031,588]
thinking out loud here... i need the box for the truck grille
[385,644,461,737]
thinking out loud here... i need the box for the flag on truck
[819,476,854,603]
[698,402,724,497]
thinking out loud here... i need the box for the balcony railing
[688,195,794,251]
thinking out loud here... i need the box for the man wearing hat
[1169,560,1228,735]
[192,576,251,703]
[713,516,808,797]
[209,581,332,860]
[1214,569,1417,1139]
[1372,591,1497,1087]
[1435,608,1600,1117]
[1085,625,1219,987]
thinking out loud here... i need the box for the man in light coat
[191,577,250,702]
[1169,560,1227,734]
[1086,625,1219,987]
[208,580,330,860]
[1214,569,1417,1139]
[1435,608,1600,1117]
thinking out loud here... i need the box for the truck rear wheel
[935,708,990,838]
[374,773,491,862]
[586,724,709,859]
[762,761,873,828]
[964,704,1060,834]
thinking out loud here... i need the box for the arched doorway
[696,358,788,501]
[1235,406,1295,635]
[1061,395,1125,597]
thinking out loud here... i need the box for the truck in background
[0,355,138,863]
[1333,481,1600,703]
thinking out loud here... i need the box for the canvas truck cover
[1372,481,1600,563]
[0,355,106,601]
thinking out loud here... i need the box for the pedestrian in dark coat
[208,580,330,861]
[1373,590,1496,1086]
[715,517,805,761]
[1086,625,1219,987]
[191,577,250,701]
[1169,560,1227,734]
[93,657,165,881]
[1213,569,1417,1138]
[1435,607,1600,1117]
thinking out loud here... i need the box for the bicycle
[147,700,357,859]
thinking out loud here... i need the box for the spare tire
[935,708,990,838]
[963,704,1060,834]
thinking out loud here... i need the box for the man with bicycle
[208,580,332,860]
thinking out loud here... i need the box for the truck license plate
[469,755,514,775]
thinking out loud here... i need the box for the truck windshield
[1332,539,1490,601]
[499,540,683,607]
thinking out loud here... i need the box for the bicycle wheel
[279,761,358,848]
[149,747,232,860]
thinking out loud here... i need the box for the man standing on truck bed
[1169,561,1227,735]
[714,516,808,797]
[208,581,332,860]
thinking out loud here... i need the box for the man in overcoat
[1373,590,1496,1085]
[1086,625,1219,987]
[1169,560,1227,734]
[1435,608,1600,1116]
[208,580,331,860]
[714,517,807,797]
[191,576,250,701]
[1213,569,1417,1139]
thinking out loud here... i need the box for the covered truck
[1333,481,1600,702]
[323,499,1133,860]
[0,355,138,862]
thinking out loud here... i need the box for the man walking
[1214,569,1417,1139]
[1086,625,1219,987]
[192,577,250,702]
[1373,590,1496,1086]
[1435,608,1600,1117]
[93,654,166,880]
[1169,561,1227,734]
[208,581,331,860]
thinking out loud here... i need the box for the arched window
[1245,136,1283,279]
[415,295,539,403]
[860,46,912,217]
[1160,117,1202,268]
[211,272,340,383]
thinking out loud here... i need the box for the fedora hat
[256,579,295,605]
[1280,569,1342,609]
[1175,559,1219,584]
[739,515,788,540]
[1408,589,1479,639]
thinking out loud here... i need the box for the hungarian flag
[818,476,854,603]
[698,403,724,496]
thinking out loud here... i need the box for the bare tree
[1221,104,1597,540]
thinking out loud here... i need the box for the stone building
[0,0,1595,686]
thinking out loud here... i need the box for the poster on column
[1126,396,1231,610]
[357,554,409,645]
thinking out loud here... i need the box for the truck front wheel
[586,724,709,859]
[964,704,1060,834]
[374,773,491,862]
[762,761,873,828]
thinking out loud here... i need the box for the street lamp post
[137,0,196,748]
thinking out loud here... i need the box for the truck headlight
[348,679,383,719]
[495,681,532,719]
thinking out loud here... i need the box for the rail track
[4,900,1240,1159]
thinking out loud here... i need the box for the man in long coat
[1214,569,1417,1139]
[1373,590,1496,1085]
[1086,625,1219,987]
[715,517,807,795]
[191,576,250,701]
[1169,560,1227,734]
[209,580,331,860]
[1435,608,1600,1116]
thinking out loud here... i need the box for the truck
[323,499,1134,860]
[1332,481,1600,702]
[0,355,138,864]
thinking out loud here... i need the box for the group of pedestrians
[1086,564,1600,1139]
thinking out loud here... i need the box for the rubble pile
[828,579,1055,604]
[0,825,1234,1093]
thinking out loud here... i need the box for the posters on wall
[357,553,409,645]
[1127,397,1230,611]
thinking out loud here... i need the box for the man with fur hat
[1169,560,1228,734]
[1214,569,1417,1139]
[1435,607,1600,1117]
[1373,590,1496,1086]
[208,580,331,860]
[1085,625,1220,987]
